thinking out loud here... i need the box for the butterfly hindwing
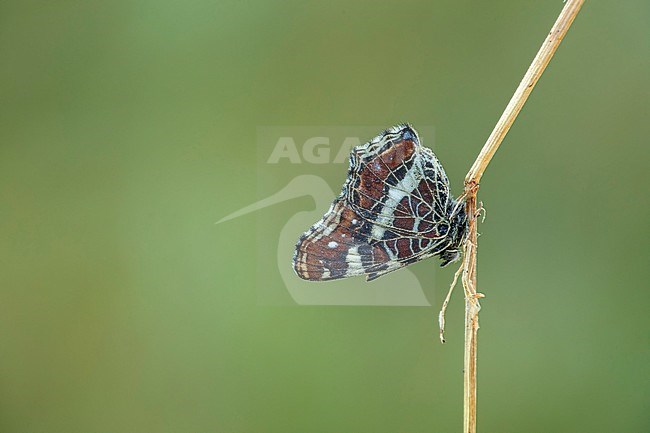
[293,200,398,280]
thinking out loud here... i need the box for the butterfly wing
[293,199,398,281]
[293,124,459,282]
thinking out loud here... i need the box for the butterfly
[293,124,468,281]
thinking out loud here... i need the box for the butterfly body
[293,124,467,281]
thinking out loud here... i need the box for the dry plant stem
[465,0,586,185]
[459,2,585,433]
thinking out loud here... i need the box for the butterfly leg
[476,201,487,222]
[473,203,486,298]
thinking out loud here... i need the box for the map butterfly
[293,124,468,281]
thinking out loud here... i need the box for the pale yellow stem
[460,2,585,433]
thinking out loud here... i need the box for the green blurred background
[1,1,649,432]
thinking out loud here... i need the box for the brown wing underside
[293,128,453,282]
